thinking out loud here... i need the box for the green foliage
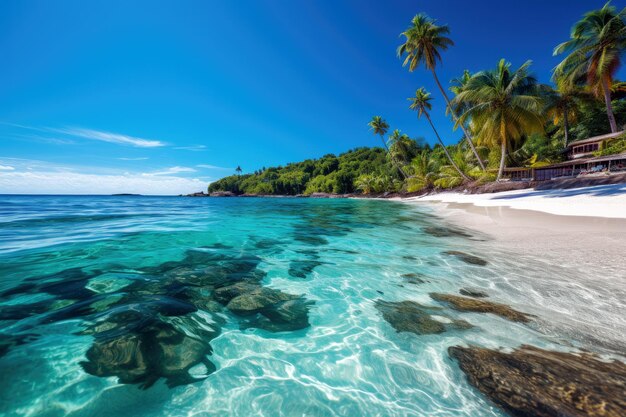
[475,172,497,185]
[569,99,626,140]
[432,147,475,189]
[593,135,626,157]
[406,151,436,192]
[209,147,394,196]
[510,133,566,167]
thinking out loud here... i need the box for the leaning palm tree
[453,59,545,181]
[368,116,408,179]
[398,14,486,171]
[408,88,469,181]
[553,3,626,133]
[235,166,242,176]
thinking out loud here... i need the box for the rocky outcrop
[423,225,473,239]
[449,345,626,417]
[401,273,429,285]
[442,251,488,266]
[226,288,297,315]
[209,191,236,197]
[308,192,337,198]
[81,310,218,389]
[430,293,532,323]
[375,300,472,335]
[459,288,489,298]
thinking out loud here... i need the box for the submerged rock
[226,288,298,315]
[430,293,532,323]
[288,260,324,278]
[449,345,626,417]
[81,312,216,389]
[442,251,488,266]
[293,232,329,246]
[459,288,489,298]
[401,273,429,285]
[423,225,473,239]
[375,300,471,335]
[0,333,38,358]
[86,273,135,294]
[1,267,97,301]
[202,242,233,250]
[212,281,261,304]
[242,299,313,332]
[254,238,283,250]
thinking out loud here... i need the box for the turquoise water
[0,196,623,417]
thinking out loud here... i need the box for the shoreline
[409,197,626,358]
[403,182,626,219]
[402,184,626,276]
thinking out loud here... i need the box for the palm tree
[554,3,626,133]
[407,150,437,191]
[387,130,420,166]
[368,116,408,179]
[398,14,486,172]
[450,70,472,98]
[453,59,545,181]
[235,165,242,176]
[408,88,469,181]
[355,174,375,194]
[545,77,588,146]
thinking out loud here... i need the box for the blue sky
[1,0,624,194]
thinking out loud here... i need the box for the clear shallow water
[0,196,624,417]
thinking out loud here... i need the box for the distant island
[111,193,142,196]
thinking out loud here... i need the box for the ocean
[0,195,623,417]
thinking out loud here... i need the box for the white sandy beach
[402,182,626,303]
[406,182,626,219]
[402,183,626,265]
[403,182,626,275]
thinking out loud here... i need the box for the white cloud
[0,170,206,195]
[174,145,206,151]
[2,122,166,148]
[54,127,165,148]
[0,165,15,171]
[145,166,197,176]
[196,164,231,170]
[118,157,149,161]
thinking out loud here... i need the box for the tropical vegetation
[209,3,626,196]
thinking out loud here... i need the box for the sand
[406,182,626,219]
[402,184,626,270]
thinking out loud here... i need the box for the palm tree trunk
[602,77,618,133]
[563,111,570,147]
[425,112,470,181]
[431,68,486,172]
[380,135,408,179]
[497,138,506,181]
